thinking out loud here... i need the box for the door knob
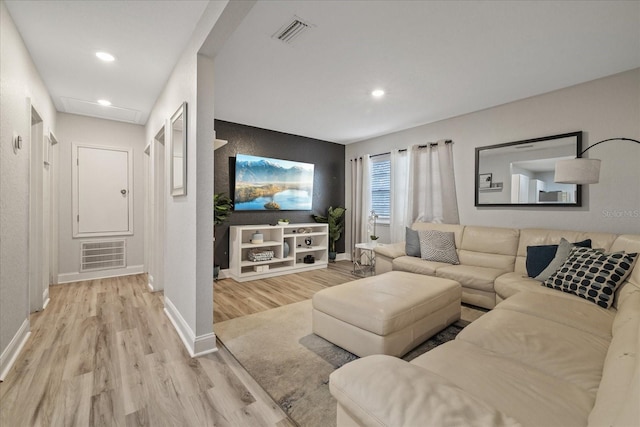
[121,189,127,195]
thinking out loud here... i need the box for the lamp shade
[554,158,601,184]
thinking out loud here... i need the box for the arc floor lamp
[555,137,640,184]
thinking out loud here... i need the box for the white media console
[229,223,328,282]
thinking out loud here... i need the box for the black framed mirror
[475,131,582,207]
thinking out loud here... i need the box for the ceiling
[5,0,210,125]
[6,1,640,144]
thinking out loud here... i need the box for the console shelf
[229,223,328,282]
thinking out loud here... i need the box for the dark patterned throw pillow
[542,246,638,309]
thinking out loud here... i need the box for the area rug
[214,300,467,427]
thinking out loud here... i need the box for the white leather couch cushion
[407,291,617,426]
[610,235,640,286]
[373,241,405,259]
[436,264,505,292]
[517,229,619,253]
[461,225,519,254]
[514,229,619,274]
[330,355,521,427]
[391,256,448,275]
[457,309,610,394]
[496,291,615,339]
[410,339,594,427]
[494,272,551,300]
[588,286,640,426]
[458,249,516,271]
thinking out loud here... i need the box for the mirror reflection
[170,102,187,196]
[475,132,582,206]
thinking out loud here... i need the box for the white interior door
[74,145,133,236]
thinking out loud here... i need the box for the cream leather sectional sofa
[329,223,640,426]
[374,223,633,309]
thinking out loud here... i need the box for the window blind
[371,158,390,220]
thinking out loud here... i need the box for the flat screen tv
[234,154,314,211]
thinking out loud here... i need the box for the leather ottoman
[312,271,461,357]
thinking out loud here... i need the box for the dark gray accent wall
[214,120,346,269]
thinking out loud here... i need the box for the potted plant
[369,210,379,242]
[214,193,233,279]
[313,206,346,262]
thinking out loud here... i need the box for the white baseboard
[147,274,155,292]
[164,296,217,358]
[0,318,31,381]
[42,287,50,309]
[57,264,144,284]
[336,252,351,261]
[193,332,217,356]
[217,268,231,280]
[147,274,164,292]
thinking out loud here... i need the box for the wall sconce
[554,137,640,184]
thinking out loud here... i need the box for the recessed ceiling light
[96,51,115,62]
[97,99,112,106]
[371,89,385,98]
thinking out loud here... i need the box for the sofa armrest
[373,242,405,275]
[330,355,521,427]
[374,242,406,259]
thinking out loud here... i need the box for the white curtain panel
[390,148,411,242]
[350,155,371,259]
[408,140,459,224]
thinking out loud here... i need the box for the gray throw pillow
[405,227,421,257]
[418,230,459,264]
[534,238,574,281]
[526,238,592,278]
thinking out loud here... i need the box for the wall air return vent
[272,16,312,44]
[81,240,126,272]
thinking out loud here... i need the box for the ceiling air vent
[273,16,311,44]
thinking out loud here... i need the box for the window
[370,155,390,221]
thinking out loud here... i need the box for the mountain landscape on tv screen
[235,158,313,184]
[234,155,314,210]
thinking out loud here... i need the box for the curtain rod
[366,139,453,159]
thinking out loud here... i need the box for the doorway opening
[28,106,48,312]
[148,126,166,291]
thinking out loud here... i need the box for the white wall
[346,69,640,250]
[143,0,242,357]
[55,112,146,282]
[147,47,204,354]
[0,0,57,379]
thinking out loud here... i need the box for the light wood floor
[0,261,358,426]
[0,274,297,427]
[214,261,356,323]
